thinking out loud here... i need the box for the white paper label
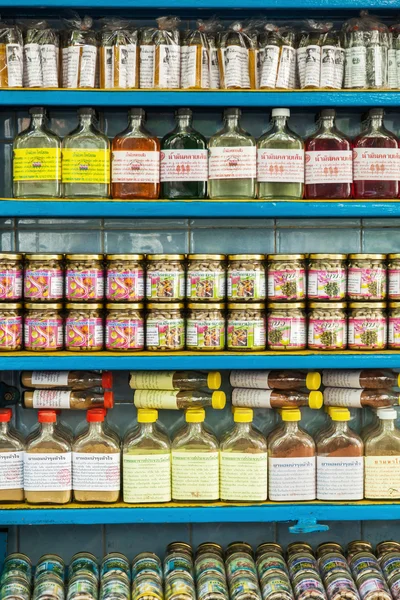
[260,45,279,88]
[257,148,305,183]
[103,46,113,88]
[112,150,160,183]
[41,44,59,88]
[220,451,268,501]
[276,46,295,89]
[130,371,175,390]
[387,49,397,88]
[222,46,250,88]
[320,45,337,88]
[32,390,71,409]
[126,44,137,88]
[158,44,180,88]
[209,48,220,89]
[297,47,306,88]
[0,451,23,489]
[123,453,171,503]
[172,451,219,500]
[232,388,273,408]
[72,452,120,491]
[6,44,23,87]
[304,45,321,88]
[79,45,97,88]
[322,370,362,388]
[334,48,345,90]
[134,389,179,410]
[323,387,363,408]
[161,149,208,182]
[181,45,206,89]
[31,371,70,386]
[230,370,272,389]
[24,43,42,87]
[353,148,400,181]
[139,45,155,88]
[209,146,256,180]
[389,270,400,296]
[317,456,364,500]
[305,151,353,184]
[365,456,400,498]
[24,452,72,491]
[268,456,316,501]
[349,46,367,87]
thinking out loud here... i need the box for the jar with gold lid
[348,302,387,350]
[24,303,63,351]
[187,254,226,301]
[0,303,22,351]
[106,254,145,302]
[65,303,103,352]
[66,254,104,302]
[0,253,23,301]
[186,303,225,351]
[268,302,306,350]
[267,254,306,302]
[308,253,347,300]
[105,303,144,351]
[227,303,266,351]
[146,254,185,302]
[227,254,266,302]
[308,302,347,350]
[24,254,63,302]
[146,303,185,351]
[348,253,387,301]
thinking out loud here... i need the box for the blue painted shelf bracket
[288,518,330,534]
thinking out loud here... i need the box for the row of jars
[1,252,398,304]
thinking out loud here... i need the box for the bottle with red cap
[24,410,72,504]
[72,408,120,503]
[21,371,113,391]
[0,408,24,502]
[23,389,114,411]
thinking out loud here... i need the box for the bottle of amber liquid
[365,407,400,499]
[111,108,160,200]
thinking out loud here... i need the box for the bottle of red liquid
[353,108,400,199]
[305,109,353,199]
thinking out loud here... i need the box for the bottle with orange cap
[23,389,114,411]
[0,408,24,502]
[21,370,113,391]
[130,370,222,391]
[134,389,226,411]
[220,407,267,502]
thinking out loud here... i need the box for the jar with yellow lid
[308,254,347,301]
[186,303,225,351]
[348,302,387,350]
[146,254,185,302]
[388,302,400,349]
[0,303,22,351]
[227,303,266,351]
[146,303,185,351]
[105,303,144,351]
[66,254,104,302]
[186,254,226,302]
[0,253,23,301]
[267,303,306,350]
[267,254,306,302]
[24,254,63,302]
[388,254,400,300]
[227,254,266,302]
[65,303,103,352]
[308,302,347,350]
[24,303,63,351]
[106,254,144,302]
[348,253,387,301]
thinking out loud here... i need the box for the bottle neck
[188,423,204,435]
[379,419,396,433]
[333,421,349,434]
[79,115,95,131]
[284,421,299,434]
[368,116,383,133]
[128,116,144,132]
[0,422,9,436]
[224,115,240,132]
[176,116,192,131]
[140,422,157,435]
[40,422,56,435]
[235,422,252,434]
[88,421,104,435]
[319,116,335,132]
[31,115,46,130]
[271,116,288,132]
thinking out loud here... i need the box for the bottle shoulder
[161,131,207,149]
[220,427,267,452]
[26,431,71,452]
[269,427,315,455]
[14,129,61,148]
[317,429,363,455]
[73,430,120,453]
[123,428,170,452]
[172,426,219,450]
[365,429,400,454]
[209,130,256,147]
[62,129,110,149]
[0,433,24,452]
[258,129,304,148]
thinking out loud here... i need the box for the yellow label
[365,455,400,499]
[62,148,110,184]
[130,371,175,390]
[123,453,171,503]
[13,148,61,182]
[220,451,268,501]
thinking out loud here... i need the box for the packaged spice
[388,24,400,89]
[131,552,162,580]
[181,20,211,89]
[0,303,22,351]
[165,572,196,600]
[268,303,306,351]
[66,254,104,302]
[258,24,280,89]
[105,303,144,351]
[322,369,400,389]
[275,27,297,90]
[348,254,387,300]
[164,541,193,578]
[100,19,138,89]
[67,572,98,600]
[308,302,347,350]
[24,254,63,302]
[323,387,399,408]
[0,553,32,584]
[146,254,185,302]
[101,553,130,580]
[68,552,99,581]
[297,20,344,89]
[267,254,306,301]
[348,302,387,350]
[129,370,221,390]
[232,388,323,409]
[100,573,129,600]
[33,573,65,600]
[21,370,112,390]
[218,21,256,89]
[227,255,265,302]
[34,554,65,582]
[227,303,266,351]
[134,389,226,410]
[186,303,225,351]
[65,303,104,352]
[0,409,24,502]
[24,302,63,352]
[0,22,23,88]
[132,573,163,600]
[0,253,23,301]
[62,14,98,89]
[308,254,347,300]
[389,301,400,349]
[186,255,225,301]
[23,20,59,88]
[106,254,144,302]
[230,370,321,390]
[23,389,114,410]
[364,407,400,499]
[139,16,180,89]
[146,303,185,351]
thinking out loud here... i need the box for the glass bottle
[72,408,120,503]
[365,407,400,499]
[171,408,219,501]
[322,369,400,389]
[23,390,114,410]
[21,371,113,390]
[0,408,24,502]
[134,389,226,410]
[220,408,268,502]
[323,387,399,409]
[230,370,321,391]
[129,371,222,391]
[316,407,363,501]
[353,108,400,199]
[111,108,160,200]
[305,109,353,199]
[161,108,208,199]
[208,108,256,199]
[232,389,323,410]
[123,408,171,503]
[62,107,110,199]
[0,382,20,407]
[257,108,304,200]
[13,106,61,199]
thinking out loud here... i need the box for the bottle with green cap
[365,407,400,499]
[220,408,267,502]
[134,389,226,411]
[232,388,322,410]
[171,408,219,501]
[230,370,321,391]
[129,371,221,391]
[322,369,400,390]
[323,387,400,409]
[317,407,363,501]
[122,408,171,503]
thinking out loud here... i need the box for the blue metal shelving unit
[0,0,398,7]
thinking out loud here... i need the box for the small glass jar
[227,303,266,351]
[68,552,99,582]
[65,303,103,352]
[32,574,65,600]
[388,254,400,300]
[267,303,306,350]
[267,254,306,302]
[227,255,266,302]
[66,254,104,302]
[68,572,98,600]
[146,254,185,302]
[308,254,347,301]
[106,254,145,302]
[388,302,400,349]
[0,303,22,351]
[0,253,23,301]
[1,553,32,585]
[24,303,63,352]
[348,302,387,350]
[105,303,144,351]
[186,254,226,302]
[0,575,31,600]
[146,303,185,351]
[24,254,63,302]
[34,554,65,583]
[308,302,347,350]
[348,253,387,301]
[186,303,225,351]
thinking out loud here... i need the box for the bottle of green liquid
[161,108,208,199]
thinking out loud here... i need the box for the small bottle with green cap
[232,388,323,410]
[129,371,221,391]
[134,389,226,411]
[171,407,219,501]
[220,407,267,502]
[230,370,321,391]
[122,408,171,504]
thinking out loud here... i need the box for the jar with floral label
[66,254,104,302]
[227,255,265,302]
[0,409,24,502]
[388,254,400,300]
[25,303,63,352]
[0,303,22,351]
[106,254,144,302]
[105,303,144,351]
[68,551,99,581]
[0,253,23,301]
[267,303,306,351]
[100,572,130,600]
[33,573,65,600]
[164,541,194,579]
[1,552,32,584]
[348,254,387,301]
[267,254,306,302]
[348,302,387,350]
[308,302,347,350]
[68,572,98,600]
[227,303,266,351]
[187,254,226,302]
[132,574,163,600]
[225,542,260,600]
[308,254,347,301]
[389,302,400,349]
[65,303,104,352]
[146,303,185,351]
[186,303,225,351]
[24,254,63,302]
[146,255,185,302]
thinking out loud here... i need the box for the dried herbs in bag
[259,23,281,89]
[297,20,344,89]
[0,21,23,88]
[181,19,210,89]
[62,13,98,88]
[22,20,59,88]
[218,21,257,89]
[139,16,180,89]
[100,19,138,89]
[275,26,296,89]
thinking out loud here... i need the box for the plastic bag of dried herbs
[0,20,23,88]
[61,13,98,88]
[275,26,297,89]
[297,19,344,89]
[21,20,59,88]
[218,21,257,89]
[139,16,180,89]
[259,23,281,89]
[99,19,138,89]
[181,19,211,89]
[388,23,400,88]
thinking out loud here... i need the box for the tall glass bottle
[365,407,400,499]
[257,108,304,200]
[21,370,113,390]
[353,108,400,199]
[62,107,110,199]
[0,408,24,502]
[13,107,61,199]
[111,108,160,200]
[230,369,321,391]
[134,389,226,410]
[208,108,256,199]
[305,109,353,199]
[322,369,400,389]
[161,108,208,200]
[129,370,222,391]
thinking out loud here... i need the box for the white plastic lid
[272,108,290,118]
[377,408,397,419]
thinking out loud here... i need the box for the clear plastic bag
[22,20,59,88]
[181,18,212,90]
[61,13,98,89]
[100,19,138,89]
[275,26,297,89]
[388,23,400,89]
[139,16,180,89]
[259,23,282,89]
[218,21,256,89]
[297,20,343,89]
[0,21,23,88]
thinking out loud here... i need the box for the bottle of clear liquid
[0,408,24,502]
[134,389,226,410]
[21,370,113,390]
[257,108,304,200]
[13,106,61,199]
[230,370,321,390]
[123,408,171,503]
[62,107,110,199]
[365,408,400,499]
[129,370,221,391]
[208,108,256,199]
[322,369,400,389]
[171,408,219,501]
[220,408,267,502]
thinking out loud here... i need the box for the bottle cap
[186,408,205,423]
[306,372,321,391]
[29,107,46,116]
[87,409,105,422]
[224,108,241,118]
[234,408,253,423]
[320,109,336,118]
[89,408,107,416]
[207,372,222,390]
[272,108,290,118]
[377,407,397,419]
[38,410,57,423]
[369,108,384,118]
[104,392,114,409]
[308,391,323,410]
[0,409,12,422]
[54,410,61,415]
[137,408,158,423]
[330,408,351,421]
[102,371,113,389]
[211,391,226,410]
[176,108,192,118]
[78,107,96,117]
[281,408,301,422]
[129,108,146,119]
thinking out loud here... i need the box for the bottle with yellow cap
[171,408,219,502]
[230,370,321,391]
[323,387,400,409]
[122,408,171,504]
[220,408,267,502]
[322,369,400,390]
[232,388,323,410]
[268,408,316,502]
[364,407,400,499]
[316,408,363,501]
[130,371,222,391]
[134,389,226,411]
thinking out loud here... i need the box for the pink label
[66,269,104,301]
[267,269,306,300]
[268,316,306,348]
[24,269,63,300]
[24,318,63,350]
[308,268,346,300]
[112,150,160,183]
[209,146,257,180]
[65,318,103,349]
[257,148,305,183]
[353,147,400,181]
[389,268,400,298]
[308,317,347,349]
[0,268,22,300]
[0,316,22,349]
[161,149,208,182]
[106,269,144,301]
[389,316,400,348]
[106,318,144,350]
[305,150,353,184]
[348,267,386,299]
[348,316,387,349]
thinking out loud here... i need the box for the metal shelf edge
[0,0,399,7]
